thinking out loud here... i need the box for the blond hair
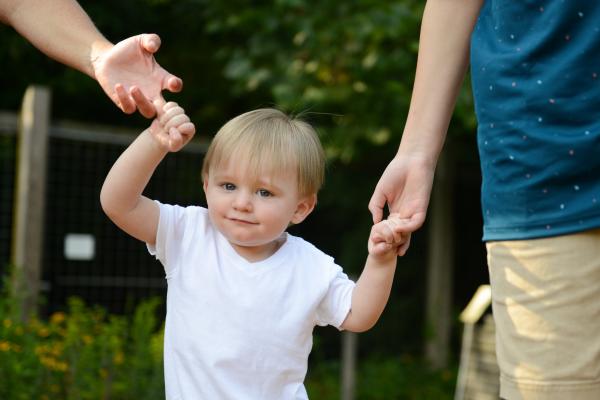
[202,108,325,195]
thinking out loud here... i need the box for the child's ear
[291,194,317,224]
[202,175,208,193]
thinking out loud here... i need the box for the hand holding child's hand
[368,213,412,258]
[149,100,195,152]
[93,34,183,118]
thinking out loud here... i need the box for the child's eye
[222,183,236,191]
[257,189,272,197]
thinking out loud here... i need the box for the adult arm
[0,0,182,117]
[368,0,484,234]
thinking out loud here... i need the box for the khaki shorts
[487,229,600,400]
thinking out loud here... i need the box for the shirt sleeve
[315,264,356,330]
[146,201,189,278]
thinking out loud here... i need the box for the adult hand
[368,154,435,253]
[92,33,183,118]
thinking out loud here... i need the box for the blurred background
[0,1,494,399]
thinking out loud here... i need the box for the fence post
[340,330,357,400]
[11,85,51,320]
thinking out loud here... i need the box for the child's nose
[232,191,252,211]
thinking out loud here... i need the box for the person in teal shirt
[370,1,600,399]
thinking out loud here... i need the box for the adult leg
[487,229,600,400]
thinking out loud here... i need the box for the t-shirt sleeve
[315,263,355,330]
[146,201,191,278]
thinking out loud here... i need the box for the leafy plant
[0,289,164,400]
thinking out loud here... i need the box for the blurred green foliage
[0,288,456,399]
[0,286,165,399]
[306,355,456,400]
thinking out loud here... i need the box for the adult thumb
[141,33,161,54]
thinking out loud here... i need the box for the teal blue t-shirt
[470,0,600,241]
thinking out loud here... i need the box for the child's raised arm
[340,215,410,332]
[100,101,195,245]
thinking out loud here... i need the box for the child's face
[203,158,315,261]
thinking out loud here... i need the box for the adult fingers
[388,212,426,234]
[368,191,385,224]
[397,234,412,256]
[152,98,168,119]
[141,33,161,54]
[115,84,135,114]
[130,86,156,118]
[164,75,183,93]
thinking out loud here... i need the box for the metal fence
[1,97,207,316]
[43,124,207,315]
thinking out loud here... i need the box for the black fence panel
[41,125,206,315]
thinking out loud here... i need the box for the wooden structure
[11,86,51,320]
[455,285,500,400]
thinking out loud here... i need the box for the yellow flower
[82,335,93,345]
[0,341,11,352]
[35,344,48,356]
[40,356,68,372]
[50,343,63,356]
[37,327,50,338]
[50,312,66,325]
[2,319,12,329]
[55,360,68,372]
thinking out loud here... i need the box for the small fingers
[168,127,183,151]
[160,104,189,132]
[162,101,180,113]
[370,242,394,257]
[383,219,405,243]
[149,120,171,149]
[371,219,403,245]
[178,122,196,137]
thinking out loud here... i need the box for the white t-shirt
[147,203,355,400]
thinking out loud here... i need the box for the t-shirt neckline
[215,229,292,274]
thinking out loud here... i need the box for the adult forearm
[1,0,111,77]
[398,0,484,163]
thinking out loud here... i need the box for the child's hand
[368,214,412,258]
[148,100,195,152]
